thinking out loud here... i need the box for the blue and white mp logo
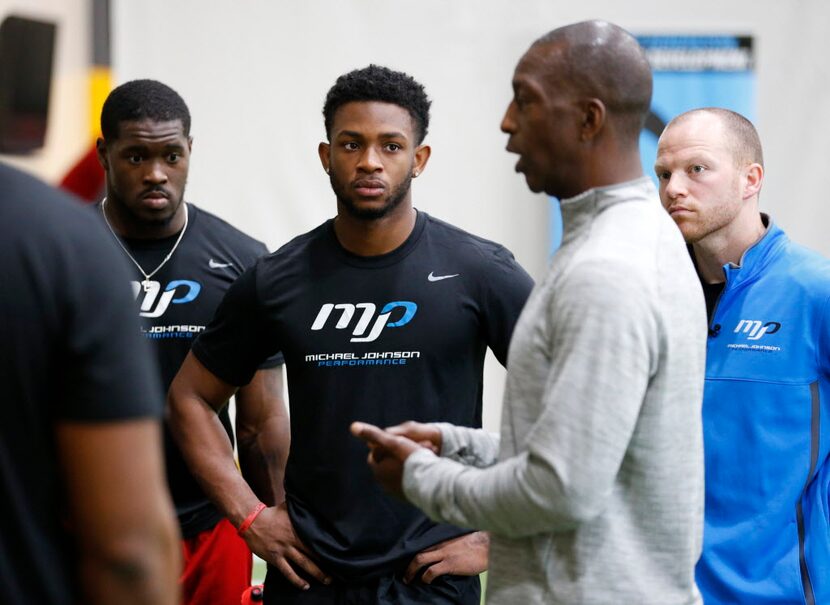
[311,301,417,343]
[733,319,781,341]
[132,280,201,318]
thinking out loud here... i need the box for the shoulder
[770,235,830,300]
[421,212,522,268]
[0,164,115,257]
[563,258,652,303]
[244,220,331,285]
[578,199,690,283]
[2,163,91,227]
[187,204,268,255]
[263,220,330,264]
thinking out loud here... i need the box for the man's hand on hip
[405,532,490,584]
[243,501,330,590]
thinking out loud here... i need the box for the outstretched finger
[353,422,421,464]
[387,421,441,454]
[386,420,422,436]
[351,421,398,451]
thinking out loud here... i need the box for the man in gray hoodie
[353,20,707,605]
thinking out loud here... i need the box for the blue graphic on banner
[549,35,755,256]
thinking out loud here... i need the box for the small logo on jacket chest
[733,319,781,341]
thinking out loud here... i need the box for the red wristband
[237,503,266,536]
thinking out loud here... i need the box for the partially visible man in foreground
[655,108,830,604]
[0,162,180,604]
[353,20,707,605]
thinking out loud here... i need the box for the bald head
[665,108,763,168]
[531,20,653,142]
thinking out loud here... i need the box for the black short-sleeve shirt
[0,163,164,605]
[97,202,282,537]
[193,211,533,579]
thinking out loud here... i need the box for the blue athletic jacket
[696,220,830,604]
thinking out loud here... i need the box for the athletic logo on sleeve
[427,272,460,282]
[311,301,417,343]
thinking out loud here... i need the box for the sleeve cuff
[402,448,439,505]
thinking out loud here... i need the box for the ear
[742,163,764,200]
[96,137,109,171]
[187,136,193,153]
[412,144,431,178]
[318,141,331,174]
[579,98,606,142]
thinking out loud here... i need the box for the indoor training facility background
[3,0,829,432]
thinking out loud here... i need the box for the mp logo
[311,301,417,343]
[733,319,782,341]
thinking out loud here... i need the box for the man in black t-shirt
[95,80,287,605]
[0,163,180,604]
[169,66,533,604]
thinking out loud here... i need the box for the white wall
[112,0,830,430]
[0,0,89,180]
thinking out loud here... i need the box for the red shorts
[181,518,253,605]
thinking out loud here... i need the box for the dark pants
[263,568,481,605]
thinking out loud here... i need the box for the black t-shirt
[193,211,534,579]
[97,203,282,538]
[0,163,164,605]
[688,245,726,324]
[701,280,725,323]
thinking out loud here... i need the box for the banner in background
[549,34,756,254]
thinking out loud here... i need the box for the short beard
[331,171,412,220]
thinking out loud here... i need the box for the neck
[333,201,416,256]
[586,147,644,192]
[102,195,187,240]
[692,209,766,284]
[562,147,644,199]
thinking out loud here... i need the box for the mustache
[141,186,170,198]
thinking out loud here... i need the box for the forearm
[168,396,262,526]
[58,420,182,605]
[78,515,180,605]
[238,414,290,506]
[405,365,649,537]
[404,447,593,538]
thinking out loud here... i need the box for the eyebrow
[337,130,408,140]
[121,142,186,152]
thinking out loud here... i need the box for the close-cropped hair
[322,64,431,144]
[101,79,191,141]
[669,107,764,167]
[533,21,653,143]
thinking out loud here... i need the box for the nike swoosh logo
[428,272,460,282]
[209,259,234,269]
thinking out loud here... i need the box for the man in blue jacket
[655,107,830,604]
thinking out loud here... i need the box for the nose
[500,101,517,134]
[143,159,168,185]
[357,146,383,173]
[663,172,687,201]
